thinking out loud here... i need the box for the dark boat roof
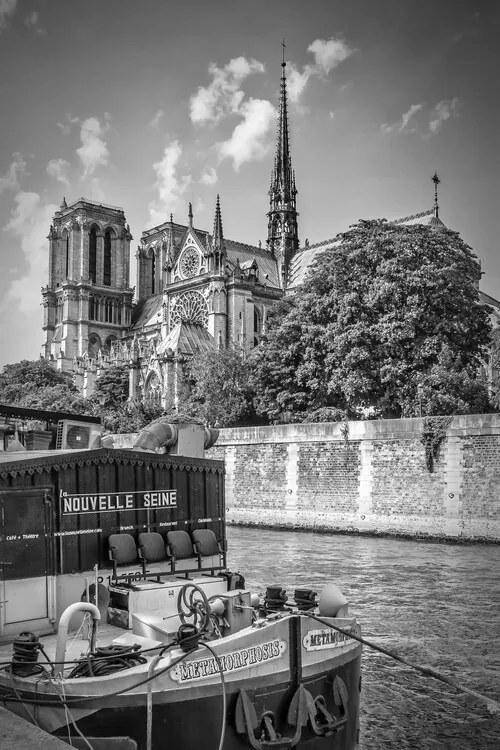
[0,447,224,478]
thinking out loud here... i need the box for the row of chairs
[108,529,226,579]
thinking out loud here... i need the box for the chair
[138,532,167,577]
[191,529,226,571]
[165,530,196,573]
[108,533,139,579]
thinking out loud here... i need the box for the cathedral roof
[156,321,215,356]
[392,208,446,228]
[288,208,448,290]
[224,240,280,288]
[131,294,163,330]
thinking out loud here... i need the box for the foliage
[421,416,453,472]
[252,220,492,422]
[178,346,256,427]
[489,327,500,409]
[91,365,130,408]
[0,359,88,414]
[99,399,166,434]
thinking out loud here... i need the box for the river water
[226,526,500,749]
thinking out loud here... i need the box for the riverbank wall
[205,414,500,542]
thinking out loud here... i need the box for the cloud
[57,113,79,135]
[285,37,355,105]
[46,158,70,188]
[24,9,44,34]
[3,191,57,312]
[381,103,424,134]
[190,56,265,124]
[0,0,16,32]
[308,37,354,75]
[217,98,276,170]
[1,191,57,363]
[149,109,165,129]
[286,63,314,104]
[76,116,110,178]
[0,152,27,193]
[429,97,461,134]
[149,140,192,225]
[200,167,218,186]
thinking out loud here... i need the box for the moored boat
[0,412,361,749]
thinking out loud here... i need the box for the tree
[252,220,492,421]
[91,365,129,408]
[0,359,88,413]
[489,327,500,410]
[178,347,256,427]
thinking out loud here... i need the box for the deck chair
[165,530,196,573]
[108,533,139,580]
[191,529,226,572]
[138,532,167,578]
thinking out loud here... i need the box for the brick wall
[208,415,500,541]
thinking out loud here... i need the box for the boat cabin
[0,418,226,641]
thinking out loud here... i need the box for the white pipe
[54,602,101,677]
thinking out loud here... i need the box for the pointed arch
[103,226,116,286]
[88,224,99,283]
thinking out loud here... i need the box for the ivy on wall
[421,416,453,472]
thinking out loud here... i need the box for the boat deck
[0,621,160,677]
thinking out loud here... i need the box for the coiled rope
[67,644,147,679]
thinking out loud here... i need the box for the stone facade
[42,198,134,396]
[207,414,500,541]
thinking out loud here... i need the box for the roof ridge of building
[392,208,433,224]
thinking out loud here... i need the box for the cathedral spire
[432,172,440,218]
[267,40,299,290]
[210,194,226,274]
[213,194,224,249]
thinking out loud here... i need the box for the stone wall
[207,414,500,541]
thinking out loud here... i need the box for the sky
[0,0,499,367]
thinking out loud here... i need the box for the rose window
[170,291,208,327]
[179,247,200,279]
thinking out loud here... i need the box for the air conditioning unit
[56,420,102,450]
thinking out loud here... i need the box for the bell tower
[42,197,134,371]
[267,41,299,289]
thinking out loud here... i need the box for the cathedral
[41,56,496,405]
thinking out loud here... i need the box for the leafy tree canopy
[0,359,88,413]
[252,220,492,421]
[178,346,256,427]
[91,365,129,408]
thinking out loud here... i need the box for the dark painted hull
[2,614,362,749]
[56,654,361,749]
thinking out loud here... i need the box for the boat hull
[56,653,361,748]
[2,614,362,749]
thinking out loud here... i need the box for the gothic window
[179,246,200,279]
[151,251,156,295]
[170,291,208,327]
[89,226,97,283]
[103,230,112,286]
[253,307,261,348]
[104,299,112,323]
[65,234,69,278]
[88,332,102,358]
[89,295,95,320]
[145,372,162,405]
[105,335,117,351]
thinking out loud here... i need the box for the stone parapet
[210,414,500,542]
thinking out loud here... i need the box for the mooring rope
[304,612,500,715]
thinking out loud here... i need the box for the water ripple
[227,526,500,749]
